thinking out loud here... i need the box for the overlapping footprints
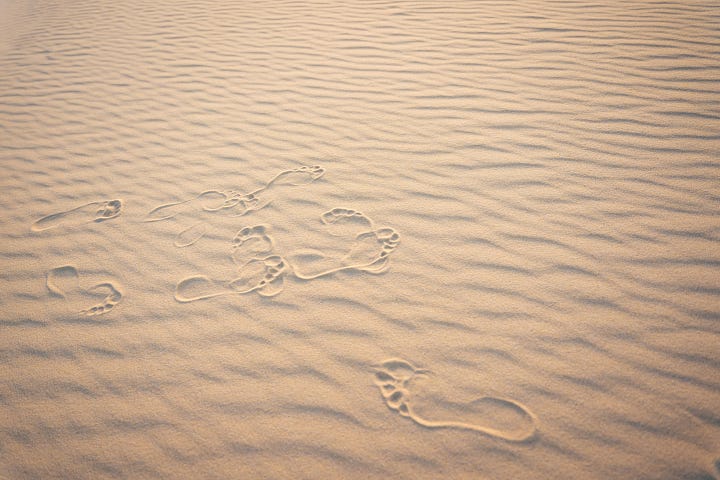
[46,265,123,316]
[29,169,541,448]
[174,209,400,302]
[175,224,288,302]
[373,358,539,442]
[31,199,122,232]
[143,165,325,247]
[290,208,400,279]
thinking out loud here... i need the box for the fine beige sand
[1,0,719,479]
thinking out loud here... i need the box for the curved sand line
[32,199,122,232]
[373,358,538,442]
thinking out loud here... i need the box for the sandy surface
[1,0,719,478]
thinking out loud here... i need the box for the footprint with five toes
[46,265,123,316]
[373,358,539,442]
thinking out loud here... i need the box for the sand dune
[1,0,719,478]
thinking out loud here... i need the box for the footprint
[344,227,400,273]
[289,219,400,280]
[32,199,122,232]
[267,165,325,187]
[175,222,209,248]
[46,265,123,316]
[229,255,287,297]
[175,255,288,302]
[144,165,324,244]
[320,207,375,237]
[372,358,538,442]
[231,225,275,266]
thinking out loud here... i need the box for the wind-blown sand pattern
[1,0,720,478]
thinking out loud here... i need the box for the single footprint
[32,200,122,232]
[175,255,288,302]
[372,358,538,442]
[267,165,325,187]
[46,265,123,316]
[320,207,375,237]
[231,225,275,266]
[175,222,209,248]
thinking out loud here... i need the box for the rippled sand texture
[1,0,720,479]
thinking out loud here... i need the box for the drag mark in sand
[31,199,122,232]
[373,358,539,443]
[47,265,123,316]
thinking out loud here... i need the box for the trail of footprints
[30,165,540,442]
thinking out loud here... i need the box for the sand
[1,0,719,478]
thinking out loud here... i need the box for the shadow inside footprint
[32,199,123,232]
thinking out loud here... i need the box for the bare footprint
[175,222,209,248]
[372,358,538,442]
[144,165,324,244]
[320,207,375,237]
[32,200,122,232]
[175,255,288,302]
[46,265,123,316]
[289,220,400,280]
[231,225,275,266]
[267,165,325,187]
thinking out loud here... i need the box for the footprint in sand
[175,255,288,302]
[143,165,325,247]
[372,358,538,442]
[173,207,399,302]
[288,208,400,280]
[231,225,275,266]
[46,265,123,316]
[31,199,122,232]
